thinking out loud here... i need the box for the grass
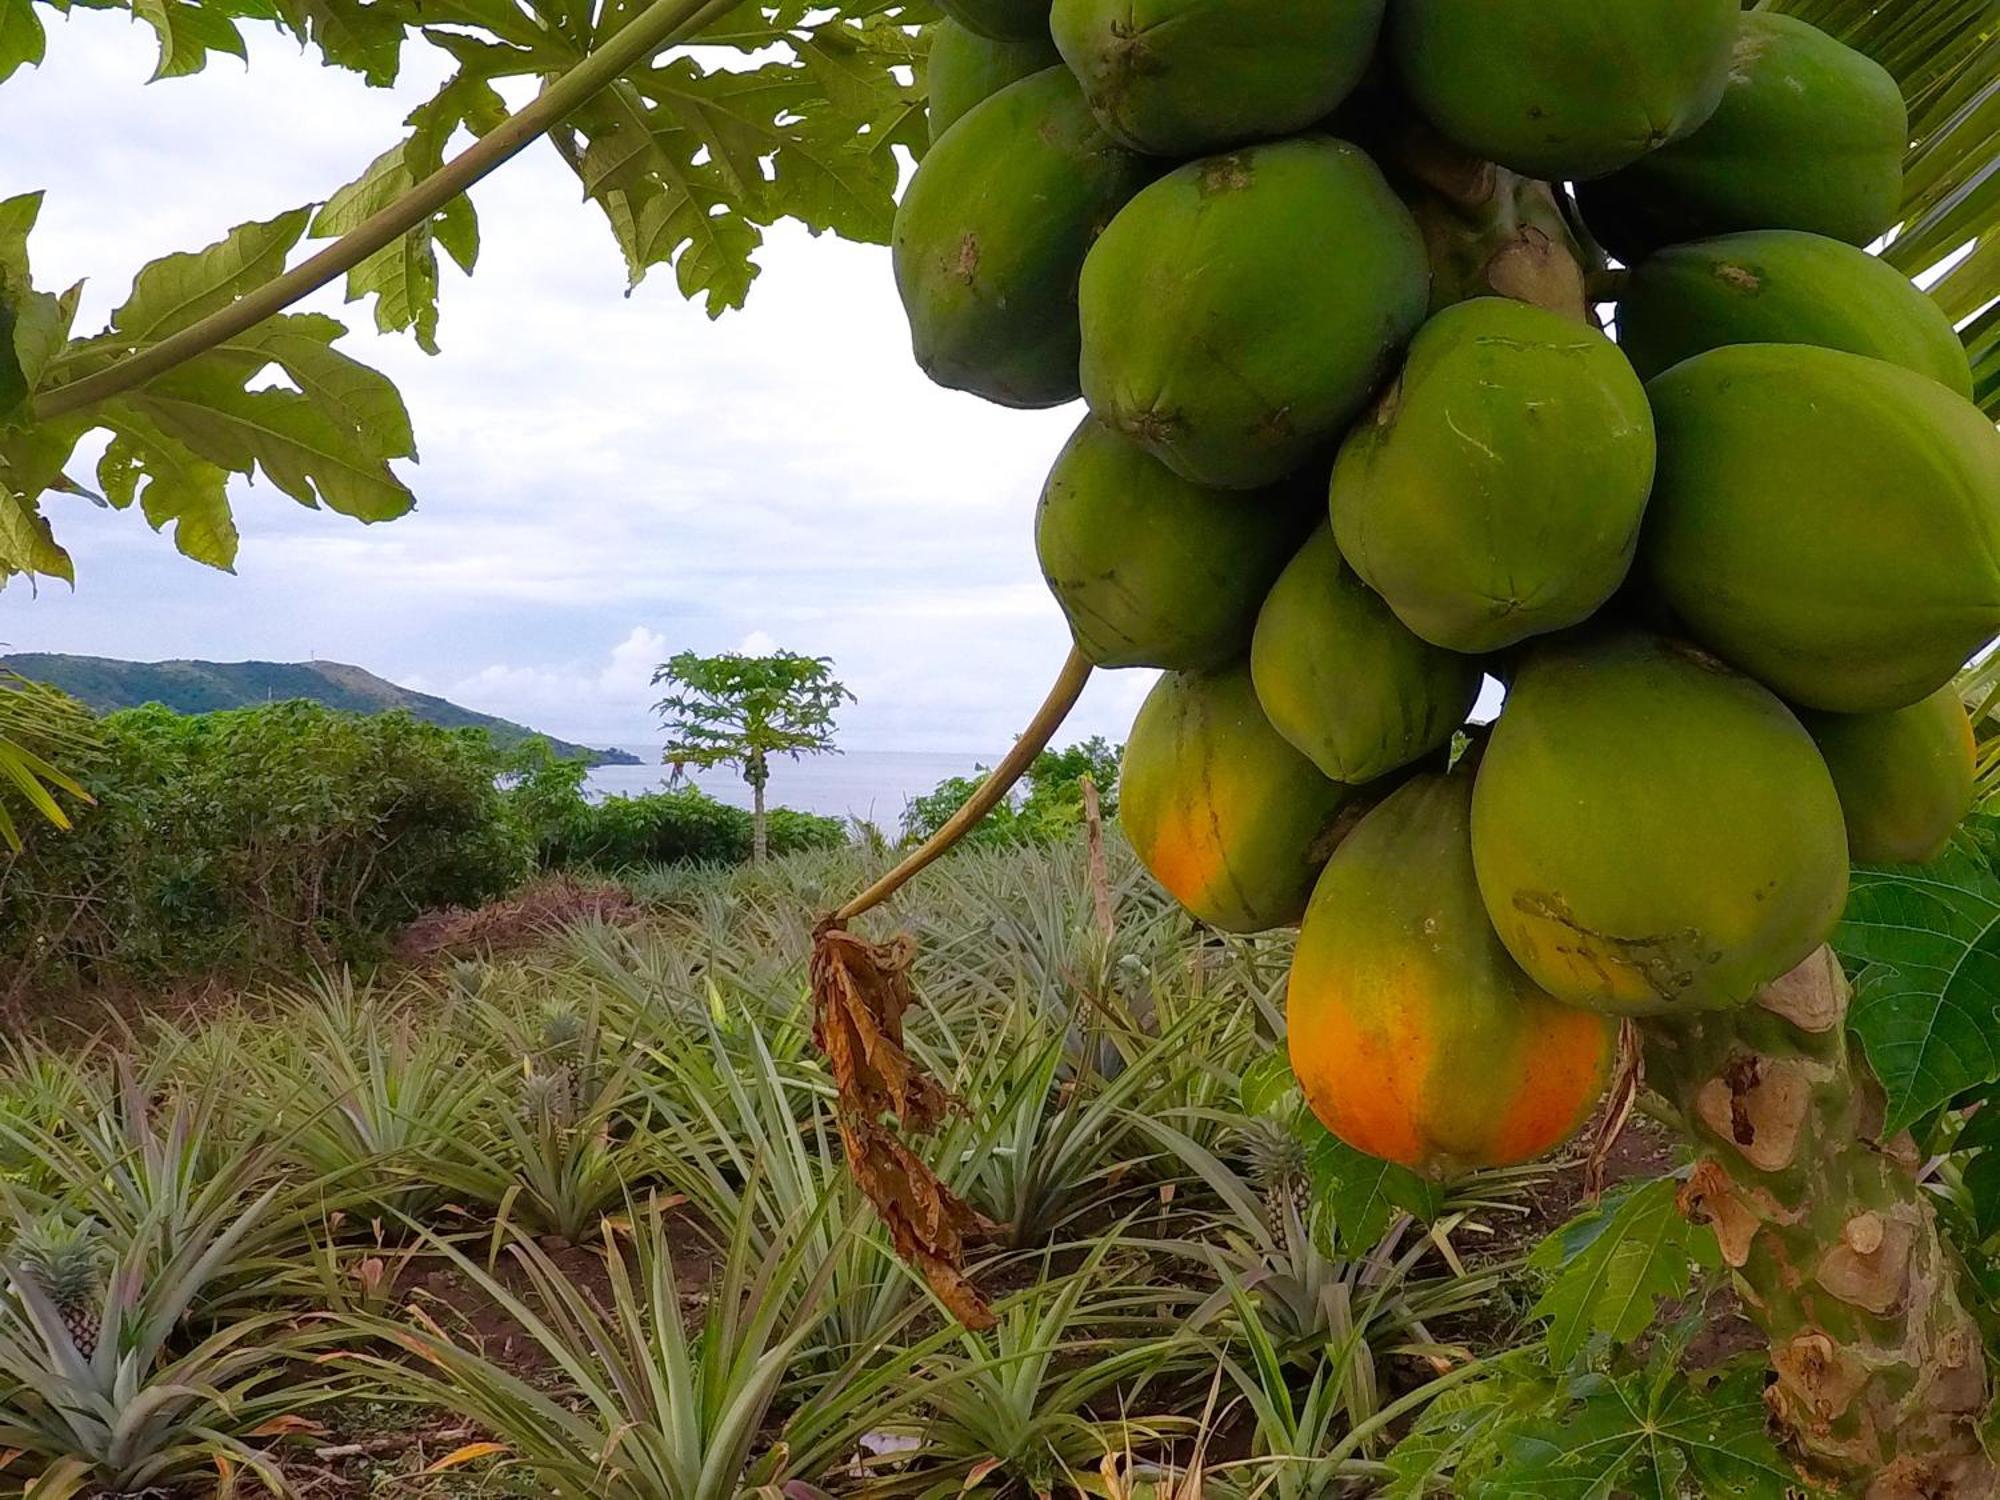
[0,834,1568,1499]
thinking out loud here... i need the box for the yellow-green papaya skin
[1050,0,1384,157]
[1471,630,1850,1016]
[1121,664,1359,932]
[1078,138,1430,491]
[1288,767,1615,1178]
[893,68,1153,410]
[1250,524,1481,783]
[1578,14,1907,264]
[1617,232,1973,396]
[1644,344,2000,714]
[1802,688,1977,866]
[1389,0,1737,181]
[937,0,1051,42]
[928,21,1062,143]
[1036,420,1315,670]
[1330,298,1655,654]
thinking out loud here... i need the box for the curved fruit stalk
[1385,122,1591,323]
[1642,949,1996,1497]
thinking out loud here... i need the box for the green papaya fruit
[937,0,1052,42]
[1645,344,2000,713]
[1803,688,1977,865]
[1050,0,1384,156]
[893,68,1152,409]
[1121,664,1359,932]
[1036,419,1314,670]
[1617,231,1973,395]
[1250,524,1482,783]
[1078,138,1430,490]
[1330,298,1655,653]
[1578,14,1907,263]
[1390,0,1738,181]
[1471,630,1849,1014]
[928,22,1062,143]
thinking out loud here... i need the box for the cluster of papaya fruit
[893,0,2000,1179]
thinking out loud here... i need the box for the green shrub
[0,700,530,988]
[547,787,846,868]
[503,743,847,871]
[901,736,1122,848]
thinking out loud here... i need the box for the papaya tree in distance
[652,649,852,863]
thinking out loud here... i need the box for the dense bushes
[503,746,848,869]
[0,701,530,990]
[0,703,855,991]
[902,736,1121,848]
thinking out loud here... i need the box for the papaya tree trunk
[1640,948,1996,1498]
[752,779,767,865]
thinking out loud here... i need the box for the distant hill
[0,654,641,767]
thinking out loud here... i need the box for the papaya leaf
[96,407,239,568]
[1238,1049,1297,1121]
[12,0,930,577]
[1382,1348,1564,1500]
[309,70,506,350]
[1526,1179,1718,1367]
[1832,823,2000,1134]
[1476,1359,1797,1500]
[8,282,81,411]
[0,486,70,582]
[129,0,249,77]
[110,209,311,346]
[0,0,45,84]
[1301,1119,1443,1256]
[1963,1144,2000,1243]
[219,313,416,461]
[274,0,415,83]
[122,374,413,521]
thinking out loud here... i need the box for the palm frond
[0,673,96,850]
[1769,0,2000,411]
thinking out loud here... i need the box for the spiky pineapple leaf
[1527,1180,1718,1366]
[1832,817,2000,1134]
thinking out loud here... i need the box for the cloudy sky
[2,11,1159,752]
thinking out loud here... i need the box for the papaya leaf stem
[31,0,732,422]
[831,647,1093,924]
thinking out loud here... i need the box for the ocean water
[584,748,986,826]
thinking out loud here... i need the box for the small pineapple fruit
[537,1004,597,1117]
[15,1215,106,1359]
[520,1067,577,1131]
[1239,1117,1312,1238]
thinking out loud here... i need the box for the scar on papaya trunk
[810,647,1093,1329]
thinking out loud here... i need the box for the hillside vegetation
[0,652,638,765]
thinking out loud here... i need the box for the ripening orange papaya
[1287,765,1614,1178]
[1121,664,1360,932]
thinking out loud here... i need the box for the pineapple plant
[1236,1116,1311,1240]
[11,1215,104,1361]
